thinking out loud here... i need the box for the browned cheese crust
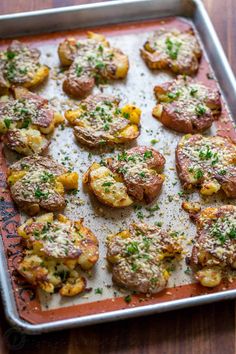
[141,28,202,75]
[176,134,236,197]
[65,94,141,147]
[0,40,49,95]
[0,87,64,155]
[17,213,99,296]
[191,205,236,287]
[107,223,182,293]
[58,32,129,98]
[7,155,78,215]
[153,75,221,133]
[83,146,165,208]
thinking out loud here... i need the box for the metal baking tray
[0,0,236,334]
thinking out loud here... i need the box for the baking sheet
[0,0,236,334]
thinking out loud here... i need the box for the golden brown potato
[153,76,221,133]
[83,146,165,207]
[17,213,99,296]
[58,32,129,98]
[7,155,79,215]
[0,40,49,95]
[107,222,182,293]
[0,87,64,155]
[191,205,236,287]
[141,28,202,75]
[176,134,236,197]
[65,94,141,147]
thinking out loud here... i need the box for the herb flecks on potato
[65,94,141,147]
[176,134,236,197]
[141,28,201,75]
[58,32,129,98]
[0,40,49,95]
[17,213,99,296]
[191,205,236,287]
[7,155,78,215]
[83,146,165,207]
[0,87,64,155]
[153,75,221,133]
[107,222,182,293]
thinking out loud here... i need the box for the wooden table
[0,1,235,353]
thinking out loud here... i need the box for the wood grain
[0,1,235,353]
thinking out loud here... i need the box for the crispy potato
[83,163,133,208]
[84,146,165,207]
[141,28,201,75]
[107,146,165,204]
[107,222,182,293]
[0,40,49,94]
[153,76,221,133]
[58,32,129,98]
[176,134,236,197]
[7,155,79,215]
[0,87,64,155]
[17,213,98,296]
[190,205,236,287]
[65,94,141,147]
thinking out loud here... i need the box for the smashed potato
[0,40,49,95]
[141,28,201,75]
[0,87,64,155]
[176,134,236,197]
[7,155,78,215]
[153,76,221,133]
[65,94,141,147]
[58,32,129,98]
[107,222,182,293]
[191,205,236,287]
[83,146,165,207]
[17,213,99,296]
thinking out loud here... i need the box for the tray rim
[0,0,236,334]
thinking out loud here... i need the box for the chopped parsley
[167,91,180,100]
[94,287,103,294]
[102,181,113,187]
[190,88,198,96]
[75,64,83,77]
[194,168,203,180]
[118,151,128,162]
[4,118,12,129]
[5,51,16,60]
[143,150,153,160]
[195,104,206,116]
[126,241,139,255]
[21,117,31,129]
[165,37,182,60]
[34,187,49,199]
[124,294,132,303]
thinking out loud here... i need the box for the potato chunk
[17,213,99,297]
[58,32,129,98]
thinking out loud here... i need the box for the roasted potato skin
[141,28,202,75]
[65,94,141,148]
[0,40,49,94]
[0,87,64,155]
[58,32,129,98]
[84,146,165,207]
[83,162,133,208]
[107,146,165,204]
[107,222,182,293]
[7,155,79,215]
[190,205,236,287]
[176,134,236,197]
[17,213,99,296]
[153,76,221,133]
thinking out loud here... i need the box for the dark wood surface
[0,1,235,353]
